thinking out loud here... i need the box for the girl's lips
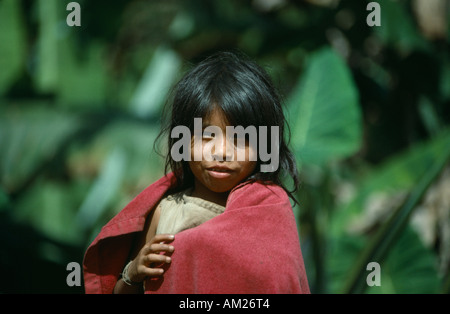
[207,168,233,179]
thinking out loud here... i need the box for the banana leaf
[287,47,362,170]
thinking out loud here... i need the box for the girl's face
[189,108,257,203]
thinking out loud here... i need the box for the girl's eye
[233,133,249,146]
[203,131,215,139]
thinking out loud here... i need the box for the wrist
[121,261,142,286]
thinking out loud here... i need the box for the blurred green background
[1,0,449,294]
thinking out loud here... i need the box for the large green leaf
[67,120,165,244]
[287,48,362,169]
[34,0,109,106]
[13,177,88,246]
[327,129,450,293]
[327,226,442,294]
[129,46,181,118]
[0,0,26,95]
[35,0,60,93]
[344,138,450,293]
[375,0,429,54]
[367,227,441,294]
[57,41,109,107]
[331,129,450,237]
[0,105,80,193]
[5,115,164,247]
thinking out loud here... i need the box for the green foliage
[339,130,450,293]
[288,48,362,169]
[0,106,81,192]
[1,0,449,293]
[368,227,441,294]
[0,0,26,95]
[375,0,430,53]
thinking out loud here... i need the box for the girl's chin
[205,184,233,194]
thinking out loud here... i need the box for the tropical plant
[1,0,448,294]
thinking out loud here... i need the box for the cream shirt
[156,189,225,235]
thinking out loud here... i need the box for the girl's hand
[127,234,175,283]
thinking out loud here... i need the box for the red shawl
[83,173,310,294]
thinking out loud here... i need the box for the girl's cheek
[190,136,203,161]
[245,145,258,162]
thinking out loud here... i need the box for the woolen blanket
[83,173,310,294]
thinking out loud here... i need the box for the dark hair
[156,51,299,204]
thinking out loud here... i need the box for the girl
[83,51,310,294]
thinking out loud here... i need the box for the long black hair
[156,51,299,203]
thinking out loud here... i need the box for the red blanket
[83,173,310,294]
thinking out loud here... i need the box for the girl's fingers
[132,253,171,282]
[142,234,175,255]
[151,234,175,244]
[145,253,172,266]
[138,254,171,277]
[142,242,175,255]
[134,234,175,279]
[140,266,165,277]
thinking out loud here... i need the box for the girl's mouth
[206,167,233,179]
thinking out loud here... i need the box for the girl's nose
[212,136,233,161]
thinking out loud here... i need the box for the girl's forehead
[202,107,230,127]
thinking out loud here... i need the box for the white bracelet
[121,261,142,286]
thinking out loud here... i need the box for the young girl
[83,52,310,294]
